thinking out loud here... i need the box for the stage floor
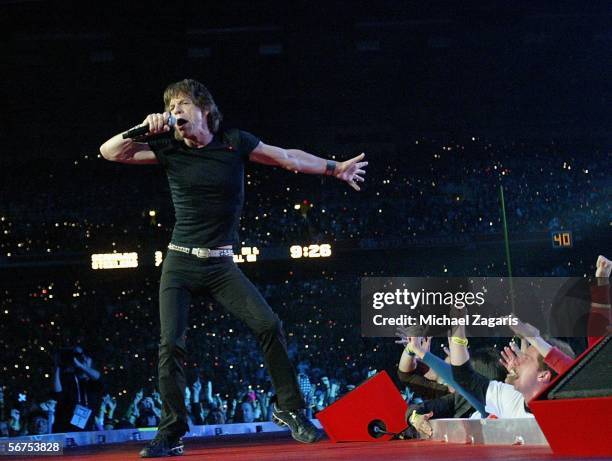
[6,433,609,461]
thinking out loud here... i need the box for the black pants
[156,250,303,437]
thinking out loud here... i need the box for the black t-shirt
[148,129,260,248]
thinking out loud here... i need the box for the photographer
[136,397,161,428]
[52,346,103,432]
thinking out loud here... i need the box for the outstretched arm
[249,142,368,190]
[448,326,492,413]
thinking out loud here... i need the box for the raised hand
[334,153,368,191]
[192,378,202,402]
[402,336,431,359]
[307,387,316,406]
[395,326,410,345]
[107,396,117,412]
[510,319,541,340]
[73,356,86,370]
[499,342,524,376]
[596,255,611,278]
[330,382,340,399]
[40,399,57,413]
[133,389,144,404]
[420,337,432,355]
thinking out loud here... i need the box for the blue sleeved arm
[422,352,488,417]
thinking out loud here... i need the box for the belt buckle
[193,248,210,258]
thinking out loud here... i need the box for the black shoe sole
[139,443,184,458]
[272,413,322,444]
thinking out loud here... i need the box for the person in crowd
[27,409,50,435]
[52,346,103,432]
[396,336,450,402]
[449,323,574,418]
[136,397,162,428]
[121,389,145,429]
[95,394,117,431]
[234,398,256,423]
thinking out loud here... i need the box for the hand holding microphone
[123,112,179,139]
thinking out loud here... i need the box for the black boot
[272,404,322,443]
[139,434,184,458]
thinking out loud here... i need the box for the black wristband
[325,160,337,176]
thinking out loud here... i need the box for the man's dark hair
[471,347,506,382]
[163,78,223,133]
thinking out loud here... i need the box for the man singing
[100,78,367,457]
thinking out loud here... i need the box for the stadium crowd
[0,252,608,436]
[0,138,608,257]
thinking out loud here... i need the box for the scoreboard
[551,231,572,248]
[91,243,333,270]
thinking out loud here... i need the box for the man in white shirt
[449,326,560,418]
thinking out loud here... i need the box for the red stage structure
[316,371,408,442]
[530,336,611,457]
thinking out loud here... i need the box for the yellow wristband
[451,336,468,346]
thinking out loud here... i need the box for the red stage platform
[6,433,609,461]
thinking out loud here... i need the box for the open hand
[192,378,202,396]
[410,337,431,358]
[41,399,57,412]
[334,153,368,191]
[410,411,434,439]
[499,342,524,375]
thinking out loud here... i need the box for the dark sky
[3,0,611,159]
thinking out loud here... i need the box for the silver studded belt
[168,243,234,258]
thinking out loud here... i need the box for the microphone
[122,115,181,139]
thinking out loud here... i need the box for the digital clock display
[551,231,572,248]
[290,244,332,259]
